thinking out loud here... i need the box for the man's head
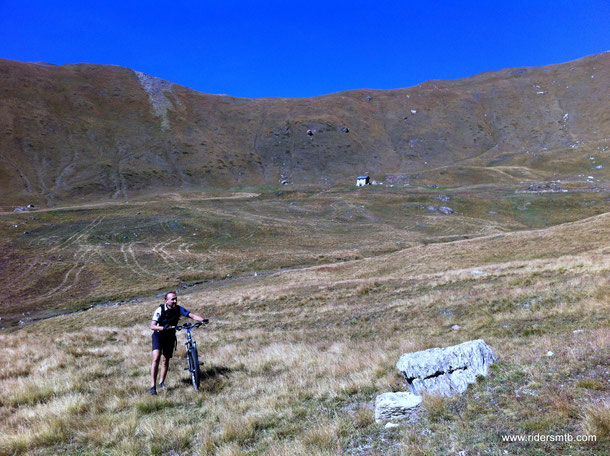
[164,291,177,309]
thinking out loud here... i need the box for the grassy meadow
[0,183,608,455]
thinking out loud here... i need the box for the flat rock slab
[396,339,497,397]
[375,392,422,423]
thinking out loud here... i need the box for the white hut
[356,175,371,186]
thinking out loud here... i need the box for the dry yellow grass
[0,198,608,455]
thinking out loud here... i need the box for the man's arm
[188,313,208,323]
[180,305,208,323]
[150,320,166,331]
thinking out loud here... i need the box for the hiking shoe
[149,387,157,395]
[158,382,165,390]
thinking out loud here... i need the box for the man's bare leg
[159,356,170,386]
[151,349,161,388]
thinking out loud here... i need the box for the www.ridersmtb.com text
[501,434,597,443]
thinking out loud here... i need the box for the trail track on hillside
[46,216,105,254]
[33,246,98,302]
[0,193,260,215]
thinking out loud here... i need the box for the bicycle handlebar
[174,320,209,331]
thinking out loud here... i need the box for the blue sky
[1,1,609,98]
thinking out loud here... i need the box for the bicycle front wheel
[187,347,200,390]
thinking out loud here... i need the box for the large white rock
[396,339,497,397]
[374,392,422,423]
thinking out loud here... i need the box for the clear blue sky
[1,0,609,98]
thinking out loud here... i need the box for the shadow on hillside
[180,365,232,393]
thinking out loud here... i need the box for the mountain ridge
[0,52,608,207]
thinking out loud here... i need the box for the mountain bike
[175,321,208,390]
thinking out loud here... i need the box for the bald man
[150,291,207,395]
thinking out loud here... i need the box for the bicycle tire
[187,347,200,390]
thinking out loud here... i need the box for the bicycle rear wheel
[187,347,200,390]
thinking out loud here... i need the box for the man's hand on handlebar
[175,320,209,331]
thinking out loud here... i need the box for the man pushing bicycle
[150,291,208,395]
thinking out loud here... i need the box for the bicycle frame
[175,322,206,390]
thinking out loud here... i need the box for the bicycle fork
[184,337,203,370]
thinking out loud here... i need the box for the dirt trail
[0,193,260,215]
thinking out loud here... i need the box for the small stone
[573,329,583,334]
[384,422,401,429]
[546,351,554,357]
[375,392,422,423]
[439,206,454,215]
[452,325,461,331]
[515,388,539,398]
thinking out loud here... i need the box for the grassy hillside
[0,206,607,455]
[1,183,608,328]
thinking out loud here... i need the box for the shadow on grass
[201,365,232,379]
[180,365,232,393]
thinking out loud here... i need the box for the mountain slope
[0,53,609,207]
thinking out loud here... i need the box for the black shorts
[152,331,177,358]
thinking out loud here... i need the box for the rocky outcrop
[134,70,176,130]
[520,182,567,193]
[396,339,498,396]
